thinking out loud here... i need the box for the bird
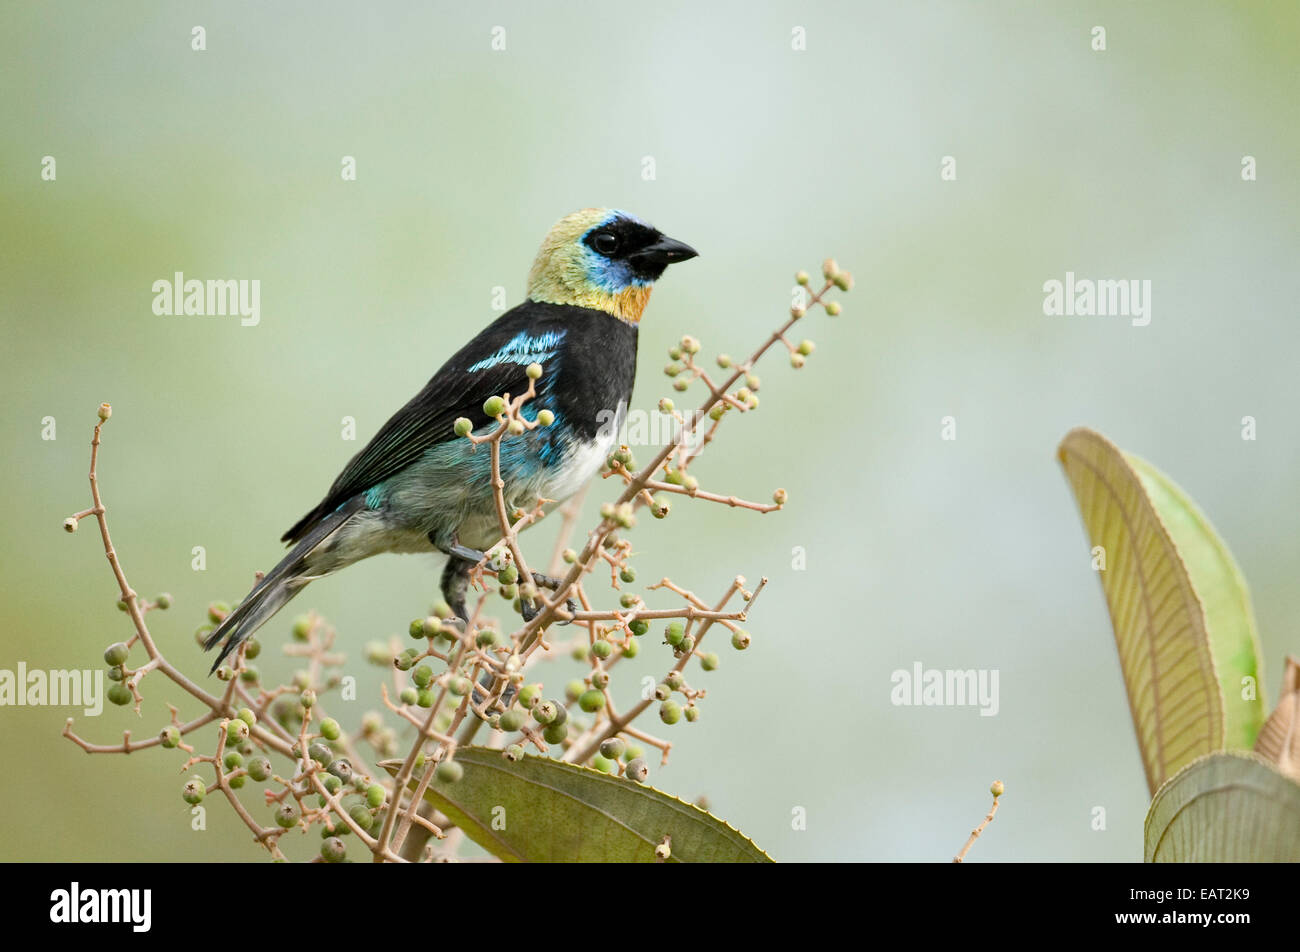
[203,208,697,672]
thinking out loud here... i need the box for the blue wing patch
[468,330,566,373]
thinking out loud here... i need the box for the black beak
[629,235,699,271]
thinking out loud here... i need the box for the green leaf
[1146,752,1300,861]
[1058,429,1228,793]
[1126,453,1265,750]
[381,747,773,863]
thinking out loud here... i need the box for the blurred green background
[2,1,1298,862]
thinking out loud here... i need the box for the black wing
[281,303,569,544]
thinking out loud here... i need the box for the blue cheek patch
[581,212,654,293]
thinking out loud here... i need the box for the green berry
[684,706,700,722]
[590,640,613,661]
[654,683,671,701]
[483,395,506,417]
[532,700,558,725]
[476,629,498,648]
[600,737,626,761]
[226,719,250,743]
[103,642,129,666]
[517,684,543,708]
[731,629,751,650]
[412,664,434,688]
[348,804,374,830]
[436,760,464,783]
[416,688,435,708]
[320,718,341,741]
[292,615,312,641]
[622,637,639,659]
[248,757,272,782]
[238,707,256,727]
[244,638,261,660]
[229,774,246,790]
[825,301,842,317]
[498,708,525,732]
[320,836,346,863]
[578,689,606,713]
[159,725,181,748]
[107,684,131,706]
[542,722,568,745]
[223,751,243,770]
[664,621,685,646]
[659,701,682,725]
[308,742,333,766]
[665,671,685,690]
[630,619,649,637]
[626,758,649,783]
[592,754,615,774]
[327,759,353,783]
[366,783,386,808]
[504,744,525,762]
[448,676,471,696]
[699,652,719,671]
[182,779,205,805]
[454,417,473,437]
[537,409,555,427]
[399,686,418,705]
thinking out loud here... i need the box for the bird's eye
[592,232,619,255]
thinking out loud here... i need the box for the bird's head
[526,208,698,324]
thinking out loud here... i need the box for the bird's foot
[471,673,518,709]
[448,543,487,564]
[519,572,578,625]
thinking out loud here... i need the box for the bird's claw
[525,572,577,624]
[518,595,578,625]
[522,571,578,624]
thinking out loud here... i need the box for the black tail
[204,498,363,672]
